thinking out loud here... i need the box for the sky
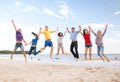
[0,0,120,54]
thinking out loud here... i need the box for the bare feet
[50,56,53,59]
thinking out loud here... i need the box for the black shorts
[85,44,92,48]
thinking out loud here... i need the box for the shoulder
[76,30,80,33]
[42,30,46,33]
[49,30,52,32]
[16,31,21,34]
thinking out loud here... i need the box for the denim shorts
[85,44,92,48]
[44,40,53,47]
[14,43,24,50]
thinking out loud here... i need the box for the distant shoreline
[0,50,119,55]
[0,50,28,54]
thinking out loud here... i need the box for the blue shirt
[32,38,39,45]
[70,31,79,40]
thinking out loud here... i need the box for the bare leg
[11,50,16,60]
[103,55,110,62]
[56,48,60,56]
[61,48,65,54]
[21,50,27,63]
[99,56,105,62]
[84,48,88,60]
[89,47,92,60]
[50,46,53,59]
[40,47,46,51]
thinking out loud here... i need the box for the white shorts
[57,43,63,48]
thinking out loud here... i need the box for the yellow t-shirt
[43,30,52,40]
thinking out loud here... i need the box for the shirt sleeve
[76,30,80,33]
[50,30,52,33]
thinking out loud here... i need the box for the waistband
[45,39,51,41]
[71,40,77,42]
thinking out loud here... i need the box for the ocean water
[0,54,120,68]
[0,53,119,61]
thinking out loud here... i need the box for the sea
[0,54,120,68]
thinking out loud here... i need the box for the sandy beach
[0,59,120,82]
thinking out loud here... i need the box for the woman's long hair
[83,29,87,35]
[31,32,38,38]
[58,32,63,37]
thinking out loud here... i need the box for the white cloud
[15,1,22,6]
[84,23,114,29]
[43,0,74,19]
[22,5,38,13]
[59,1,74,18]
[114,11,120,15]
[43,7,64,19]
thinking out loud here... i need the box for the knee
[102,54,105,56]
[28,52,31,55]
[22,50,26,54]
[33,52,36,55]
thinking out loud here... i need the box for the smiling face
[45,26,48,31]
[18,28,22,33]
[71,27,75,32]
[83,29,89,35]
[97,30,102,35]
[85,29,89,34]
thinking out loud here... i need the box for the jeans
[97,46,105,56]
[70,41,79,58]
[28,47,40,55]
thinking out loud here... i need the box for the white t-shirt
[57,36,64,43]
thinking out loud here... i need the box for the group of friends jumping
[10,19,110,63]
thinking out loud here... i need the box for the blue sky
[0,0,120,54]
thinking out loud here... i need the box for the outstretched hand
[25,43,27,46]
[66,27,69,31]
[105,24,108,28]
[40,27,42,30]
[11,19,14,23]
[11,19,17,31]
[79,25,82,31]
[88,26,92,30]
[66,27,70,33]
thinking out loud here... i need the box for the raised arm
[56,26,59,34]
[102,24,108,36]
[79,25,83,35]
[88,26,92,34]
[51,27,59,33]
[38,27,42,36]
[63,28,67,37]
[91,27,97,36]
[11,19,17,31]
[66,27,70,33]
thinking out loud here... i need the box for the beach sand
[0,59,120,82]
